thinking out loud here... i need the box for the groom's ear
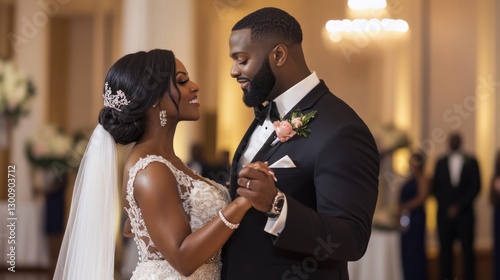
[271,44,287,67]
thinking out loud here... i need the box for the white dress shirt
[448,152,464,187]
[239,72,320,236]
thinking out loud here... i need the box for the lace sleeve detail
[124,155,230,263]
[125,155,173,261]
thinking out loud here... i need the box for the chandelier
[325,0,409,43]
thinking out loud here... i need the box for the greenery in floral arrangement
[25,125,88,173]
[371,123,411,158]
[0,58,36,125]
[369,123,411,231]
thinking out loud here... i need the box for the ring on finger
[246,180,251,189]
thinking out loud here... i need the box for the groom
[222,7,380,280]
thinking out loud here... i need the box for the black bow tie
[254,101,280,125]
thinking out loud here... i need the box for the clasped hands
[236,161,278,213]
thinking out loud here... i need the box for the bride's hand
[237,162,278,213]
[234,196,253,210]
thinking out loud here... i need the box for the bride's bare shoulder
[123,144,157,171]
[122,144,177,197]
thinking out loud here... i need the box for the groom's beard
[242,57,276,107]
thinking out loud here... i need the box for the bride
[53,49,256,279]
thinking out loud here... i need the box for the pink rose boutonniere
[271,110,317,146]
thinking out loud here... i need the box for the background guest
[490,150,500,280]
[432,133,481,280]
[187,142,210,177]
[399,150,429,280]
[208,149,231,186]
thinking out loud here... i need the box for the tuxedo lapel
[251,131,283,162]
[251,80,330,163]
[230,119,259,198]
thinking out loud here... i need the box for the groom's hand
[237,162,277,213]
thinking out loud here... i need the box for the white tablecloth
[348,229,403,280]
[0,200,50,268]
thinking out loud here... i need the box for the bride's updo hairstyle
[98,49,180,145]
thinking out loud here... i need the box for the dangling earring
[159,110,167,126]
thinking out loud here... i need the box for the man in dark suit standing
[221,7,380,280]
[432,133,481,280]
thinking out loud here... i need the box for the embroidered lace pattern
[125,155,231,279]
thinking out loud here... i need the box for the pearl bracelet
[218,210,239,230]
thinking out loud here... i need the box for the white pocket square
[269,155,296,168]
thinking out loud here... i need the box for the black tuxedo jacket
[221,81,380,280]
[432,153,481,214]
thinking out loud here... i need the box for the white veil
[53,124,119,280]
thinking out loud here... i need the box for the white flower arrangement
[0,58,35,124]
[25,124,88,171]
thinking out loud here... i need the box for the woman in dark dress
[490,151,500,280]
[43,170,68,271]
[399,150,429,280]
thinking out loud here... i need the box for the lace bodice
[125,155,230,279]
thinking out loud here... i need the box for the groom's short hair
[232,7,303,47]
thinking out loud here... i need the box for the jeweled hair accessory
[103,82,130,111]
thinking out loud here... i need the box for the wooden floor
[0,269,51,280]
[428,249,493,280]
[0,250,494,280]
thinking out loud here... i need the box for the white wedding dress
[125,155,230,279]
